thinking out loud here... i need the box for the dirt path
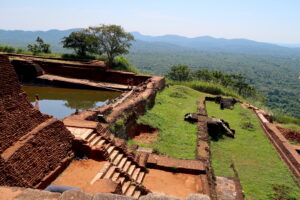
[51,159,108,194]
[143,169,203,198]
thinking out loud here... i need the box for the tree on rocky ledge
[89,24,134,68]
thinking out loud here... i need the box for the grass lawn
[129,85,204,159]
[206,101,300,200]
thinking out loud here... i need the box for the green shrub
[0,45,16,53]
[112,56,139,73]
[109,117,127,139]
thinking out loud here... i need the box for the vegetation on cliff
[165,65,261,100]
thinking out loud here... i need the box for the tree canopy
[61,30,98,57]
[88,24,134,67]
[166,65,259,99]
[61,25,134,67]
[27,37,51,54]
[165,65,191,81]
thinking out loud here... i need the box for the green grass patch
[206,101,300,200]
[130,85,204,159]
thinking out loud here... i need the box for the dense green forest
[127,46,300,118]
[1,29,300,118]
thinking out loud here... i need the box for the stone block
[59,190,92,200]
[140,193,182,200]
[186,194,211,200]
[93,193,136,200]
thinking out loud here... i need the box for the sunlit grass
[129,85,205,159]
[206,101,300,200]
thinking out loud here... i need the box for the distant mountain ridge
[131,32,300,55]
[1,29,300,55]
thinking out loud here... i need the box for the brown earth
[51,159,109,194]
[143,169,204,199]
[132,125,159,144]
[277,126,300,144]
[0,187,23,200]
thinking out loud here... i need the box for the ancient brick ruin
[0,55,74,188]
[0,53,244,199]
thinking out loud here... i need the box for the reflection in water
[22,86,121,119]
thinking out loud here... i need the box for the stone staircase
[67,126,149,198]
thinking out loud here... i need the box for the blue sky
[1,0,300,43]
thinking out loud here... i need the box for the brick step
[136,171,145,184]
[132,168,141,181]
[111,172,120,182]
[113,154,123,166]
[97,139,106,147]
[127,164,136,176]
[107,146,115,155]
[104,165,116,179]
[118,157,128,169]
[109,150,119,162]
[123,161,131,172]
[87,134,97,143]
[81,130,94,140]
[133,190,141,198]
[121,181,131,194]
[125,185,136,196]
[90,136,102,146]
[104,143,111,151]
[118,176,126,184]
[90,162,111,184]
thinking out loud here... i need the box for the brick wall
[13,59,150,85]
[0,54,74,188]
[5,120,73,187]
[0,55,50,153]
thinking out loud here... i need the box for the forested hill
[131,32,300,56]
[1,29,300,118]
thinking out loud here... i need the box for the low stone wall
[92,76,165,139]
[146,154,206,174]
[248,105,300,185]
[197,100,217,200]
